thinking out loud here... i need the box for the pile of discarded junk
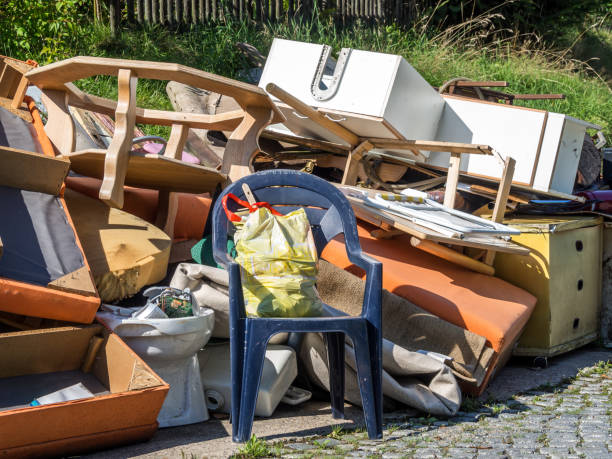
[0,38,611,455]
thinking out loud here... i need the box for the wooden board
[347,196,530,255]
[0,97,32,123]
[64,149,226,194]
[0,146,70,195]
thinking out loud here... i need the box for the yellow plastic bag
[223,193,323,317]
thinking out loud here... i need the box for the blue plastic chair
[211,170,383,442]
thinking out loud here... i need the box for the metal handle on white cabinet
[324,114,347,123]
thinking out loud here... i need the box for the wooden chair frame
[25,56,285,210]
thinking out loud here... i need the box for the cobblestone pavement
[250,361,612,458]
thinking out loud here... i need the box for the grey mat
[0,185,85,285]
[0,370,109,411]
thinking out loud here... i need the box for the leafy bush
[0,0,91,63]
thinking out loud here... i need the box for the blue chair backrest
[211,170,362,259]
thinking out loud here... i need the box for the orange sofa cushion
[321,222,537,353]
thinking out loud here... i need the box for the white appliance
[198,342,297,417]
[259,38,446,158]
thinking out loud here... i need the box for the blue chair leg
[368,324,384,436]
[230,325,245,442]
[351,334,383,439]
[236,327,269,442]
[325,332,345,419]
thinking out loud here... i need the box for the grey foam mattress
[0,106,85,286]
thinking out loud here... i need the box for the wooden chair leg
[99,69,138,209]
[221,105,273,182]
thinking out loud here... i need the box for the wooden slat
[443,153,461,208]
[261,130,351,154]
[266,82,359,146]
[366,138,493,155]
[0,146,70,195]
[411,237,495,276]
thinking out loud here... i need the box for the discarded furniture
[321,222,537,395]
[198,342,298,417]
[0,100,100,324]
[97,307,214,427]
[0,55,37,116]
[437,78,565,105]
[428,95,602,195]
[259,39,445,155]
[0,324,168,457]
[495,216,603,359]
[25,56,284,211]
[63,189,172,303]
[212,170,383,441]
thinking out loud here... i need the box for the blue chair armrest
[346,251,382,323]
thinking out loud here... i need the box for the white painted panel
[550,119,585,194]
[429,97,547,184]
[385,58,445,142]
[532,113,565,192]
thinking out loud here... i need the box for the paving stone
[288,443,316,451]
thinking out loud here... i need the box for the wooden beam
[41,89,75,155]
[261,129,351,155]
[366,138,493,155]
[411,237,495,276]
[484,157,516,265]
[266,82,359,147]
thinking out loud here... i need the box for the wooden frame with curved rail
[26,56,284,209]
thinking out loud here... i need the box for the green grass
[13,12,612,140]
[232,434,274,458]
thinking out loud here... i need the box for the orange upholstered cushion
[321,222,536,353]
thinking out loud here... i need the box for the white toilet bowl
[96,309,215,427]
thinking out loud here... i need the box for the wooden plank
[484,157,516,265]
[443,152,461,208]
[26,56,283,121]
[64,149,226,194]
[10,76,29,110]
[0,146,70,195]
[265,82,359,146]
[469,184,530,204]
[341,140,372,185]
[347,196,530,255]
[261,130,351,154]
[366,138,493,155]
[411,237,495,276]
